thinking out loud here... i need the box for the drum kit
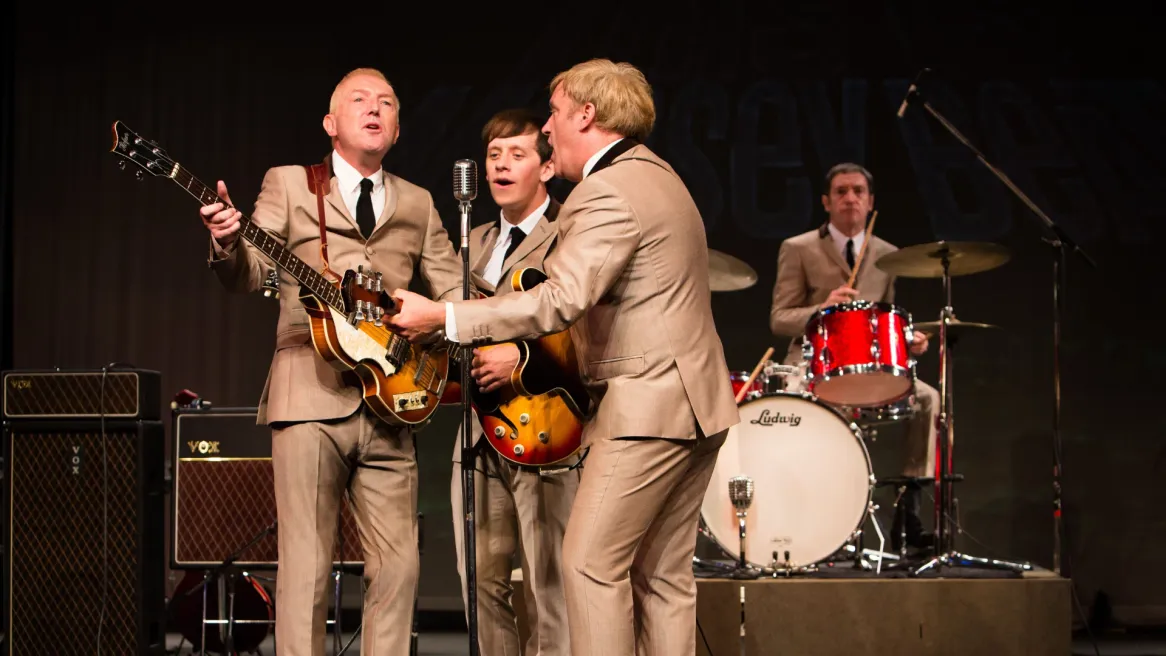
[699,241,1033,577]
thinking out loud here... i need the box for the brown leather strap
[305,163,339,284]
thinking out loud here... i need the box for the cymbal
[914,318,1000,337]
[708,249,757,292]
[875,240,1010,278]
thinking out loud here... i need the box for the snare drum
[846,395,916,426]
[803,301,916,407]
[700,392,873,569]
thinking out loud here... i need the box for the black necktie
[845,238,856,269]
[356,178,375,239]
[503,226,526,260]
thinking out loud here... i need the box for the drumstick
[735,347,774,403]
[845,210,879,289]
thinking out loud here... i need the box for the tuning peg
[375,271,383,292]
[117,160,126,170]
[135,170,145,181]
[355,265,365,286]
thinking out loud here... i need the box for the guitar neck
[169,165,344,312]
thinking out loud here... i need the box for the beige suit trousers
[271,408,419,656]
[450,438,579,656]
[560,430,727,656]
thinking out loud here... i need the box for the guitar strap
[305,163,340,284]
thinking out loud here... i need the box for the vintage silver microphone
[728,476,759,578]
[452,158,480,656]
[453,159,477,250]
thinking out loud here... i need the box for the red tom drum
[803,301,915,407]
[729,371,764,403]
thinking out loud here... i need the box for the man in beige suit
[389,59,740,655]
[769,162,938,552]
[449,107,580,656]
[198,68,463,655]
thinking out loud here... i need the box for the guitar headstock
[109,120,178,181]
[342,265,398,327]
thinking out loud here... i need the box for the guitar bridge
[393,390,428,412]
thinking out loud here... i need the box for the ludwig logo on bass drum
[749,409,802,427]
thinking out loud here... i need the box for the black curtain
[1,0,12,372]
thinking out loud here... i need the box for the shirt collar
[582,138,624,178]
[331,149,384,194]
[827,221,865,259]
[500,194,550,237]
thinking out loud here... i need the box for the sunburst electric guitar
[109,120,449,426]
[443,267,591,467]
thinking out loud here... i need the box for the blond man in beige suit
[199,68,463,656]
[449,108,580,656]
[390,59,740,656]
[769,162,939,552]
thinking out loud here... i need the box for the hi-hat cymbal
[875,240,1010,278]
[914,318,1000,338]
[708,249,758,292]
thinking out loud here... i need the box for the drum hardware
[876,243,1032,575]
[727,476,762,580]
[708,248,759,291]
[170,520,278,655]
[899,72,1097,575]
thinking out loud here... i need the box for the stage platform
[694,564,1071,655]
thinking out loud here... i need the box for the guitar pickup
[393,391,428,412]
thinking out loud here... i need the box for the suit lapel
[499,198,559,275]
[325,179,360,233]
[373,174,399,235]
[501,217,552,277]
[474,224,499,276]
[818,232,852,278]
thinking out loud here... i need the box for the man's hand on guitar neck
[472,344,520,393]
[200,180,242,248]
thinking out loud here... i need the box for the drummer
[768,162,939,553]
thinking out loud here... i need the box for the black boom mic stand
[453,158,480,655]
[897,69,1096,576]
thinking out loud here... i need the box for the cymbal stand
[913,252,1031,575]
[899,70,1097,574]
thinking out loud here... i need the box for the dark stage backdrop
[9,0,1166,627]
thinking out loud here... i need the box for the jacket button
[365,246,374,255]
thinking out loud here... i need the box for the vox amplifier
[2,368,162,420]
[171,406,363,569]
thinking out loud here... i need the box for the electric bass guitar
[443,267,590,467]
[109,120,449,427]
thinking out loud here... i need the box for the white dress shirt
[444,195,549,341]
[481,196,550,287]
[331,149,386,225]
[827,221,865,269]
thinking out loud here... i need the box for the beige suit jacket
[768,225,898,365]
[451,198,561,463]
[450,143,739,444]
[209,155,463,425]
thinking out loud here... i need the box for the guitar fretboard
[170,165,345,312]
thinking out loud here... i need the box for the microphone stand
[900,74,1097,575]
[458,193,480,656]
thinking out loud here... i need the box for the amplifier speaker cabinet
[2,416,167,655]
[171,406,363,569]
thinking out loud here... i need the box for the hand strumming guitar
[472,345,520,393]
